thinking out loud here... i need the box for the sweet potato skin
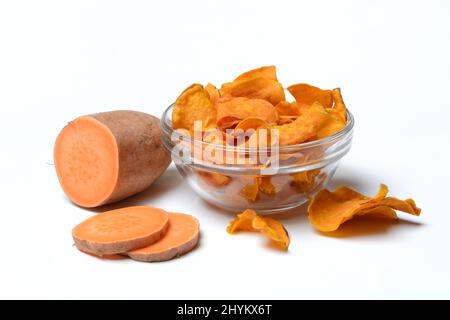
[73,225,168,256]
[55,110,171,207]
[90,111,171,205]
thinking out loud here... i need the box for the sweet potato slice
[127,213,199,262]
[54,111,171,208]
[72,206,169,255]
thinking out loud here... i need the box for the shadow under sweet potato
[66,166,184,213]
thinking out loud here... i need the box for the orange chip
[317,109,346,139]
[234,117,271,132]
[277,115,297,125]
[233,65,278,82]
[257,176,276,196]
[204,83,220,105]
[216,97,279,130]
[172,84,217,132]
[219,82,232,96]
[227,208,257,232]
[308,184,421,232]
[239,179,259,201]
[227,77,286,106]
[291,169,321,192]
[227,209,290,250]
[358,206,398,220]
[331,88,347,123]
[275,101,309,117]
[220,66,284,105]
[315,88,348,139]
[273,102,330,146]
[378,197,421,216]
[198,171,231,186]
[288,83,333,108]
[252,216,290,250]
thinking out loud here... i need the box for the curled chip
[257,176,276,196]
[288,83,333,108]
[315,87,348,138]
[204,83,220,105]
[308,184,421,232]
[233,65,278,82]
[291,168,321,192]
[227,77,286,106]
[273,102,330,146]
[227,209,290,250]
[227,209,257,232]
[216,97,279,130]
[198,171,231,187]
[239,178,260,201]
[278,115,298,125]
[275,101,309,117]
[331,88,347,122]
[234,117,271,132]
[221,66,285,105]
[172,84,217,132]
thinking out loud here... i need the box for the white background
[0,0,449,299]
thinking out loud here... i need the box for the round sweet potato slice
[72,206,169,255]
[127,213,199,262]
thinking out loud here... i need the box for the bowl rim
[161,103,354,151]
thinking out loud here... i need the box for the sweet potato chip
[172,84,217,132]
[331,88,347,122]
[288,83,333,108]
[219,82,232,96]
[227,208,257,232]
[277,115,297,125]
[227,209,290,250]
[227,77,286,106]
[315,88,347,138]
[275,101,309,117]
[198,171,231,186]
[317,109,346,139]
[239,179,260,201]
[308,184,421,232]
[233,65,278,82]
[235,117,271,132]
[252,216,290,250]
[216,97,279,130]
[358,206,398,220]
[291,169,321,192]
[220,66,284,105]
[204,83,220,105]
[273,102,330,146]
[257,176,276,196]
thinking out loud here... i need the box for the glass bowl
[161,104,354,213]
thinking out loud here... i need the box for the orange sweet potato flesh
[72,206,169,255]
[54,111,171,208]
[127,213,199,262]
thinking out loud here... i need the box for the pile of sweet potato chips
[172,66,421,251]
[171,66,346,207]
[172,65,347,146]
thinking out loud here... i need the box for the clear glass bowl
[161,104,354,213]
